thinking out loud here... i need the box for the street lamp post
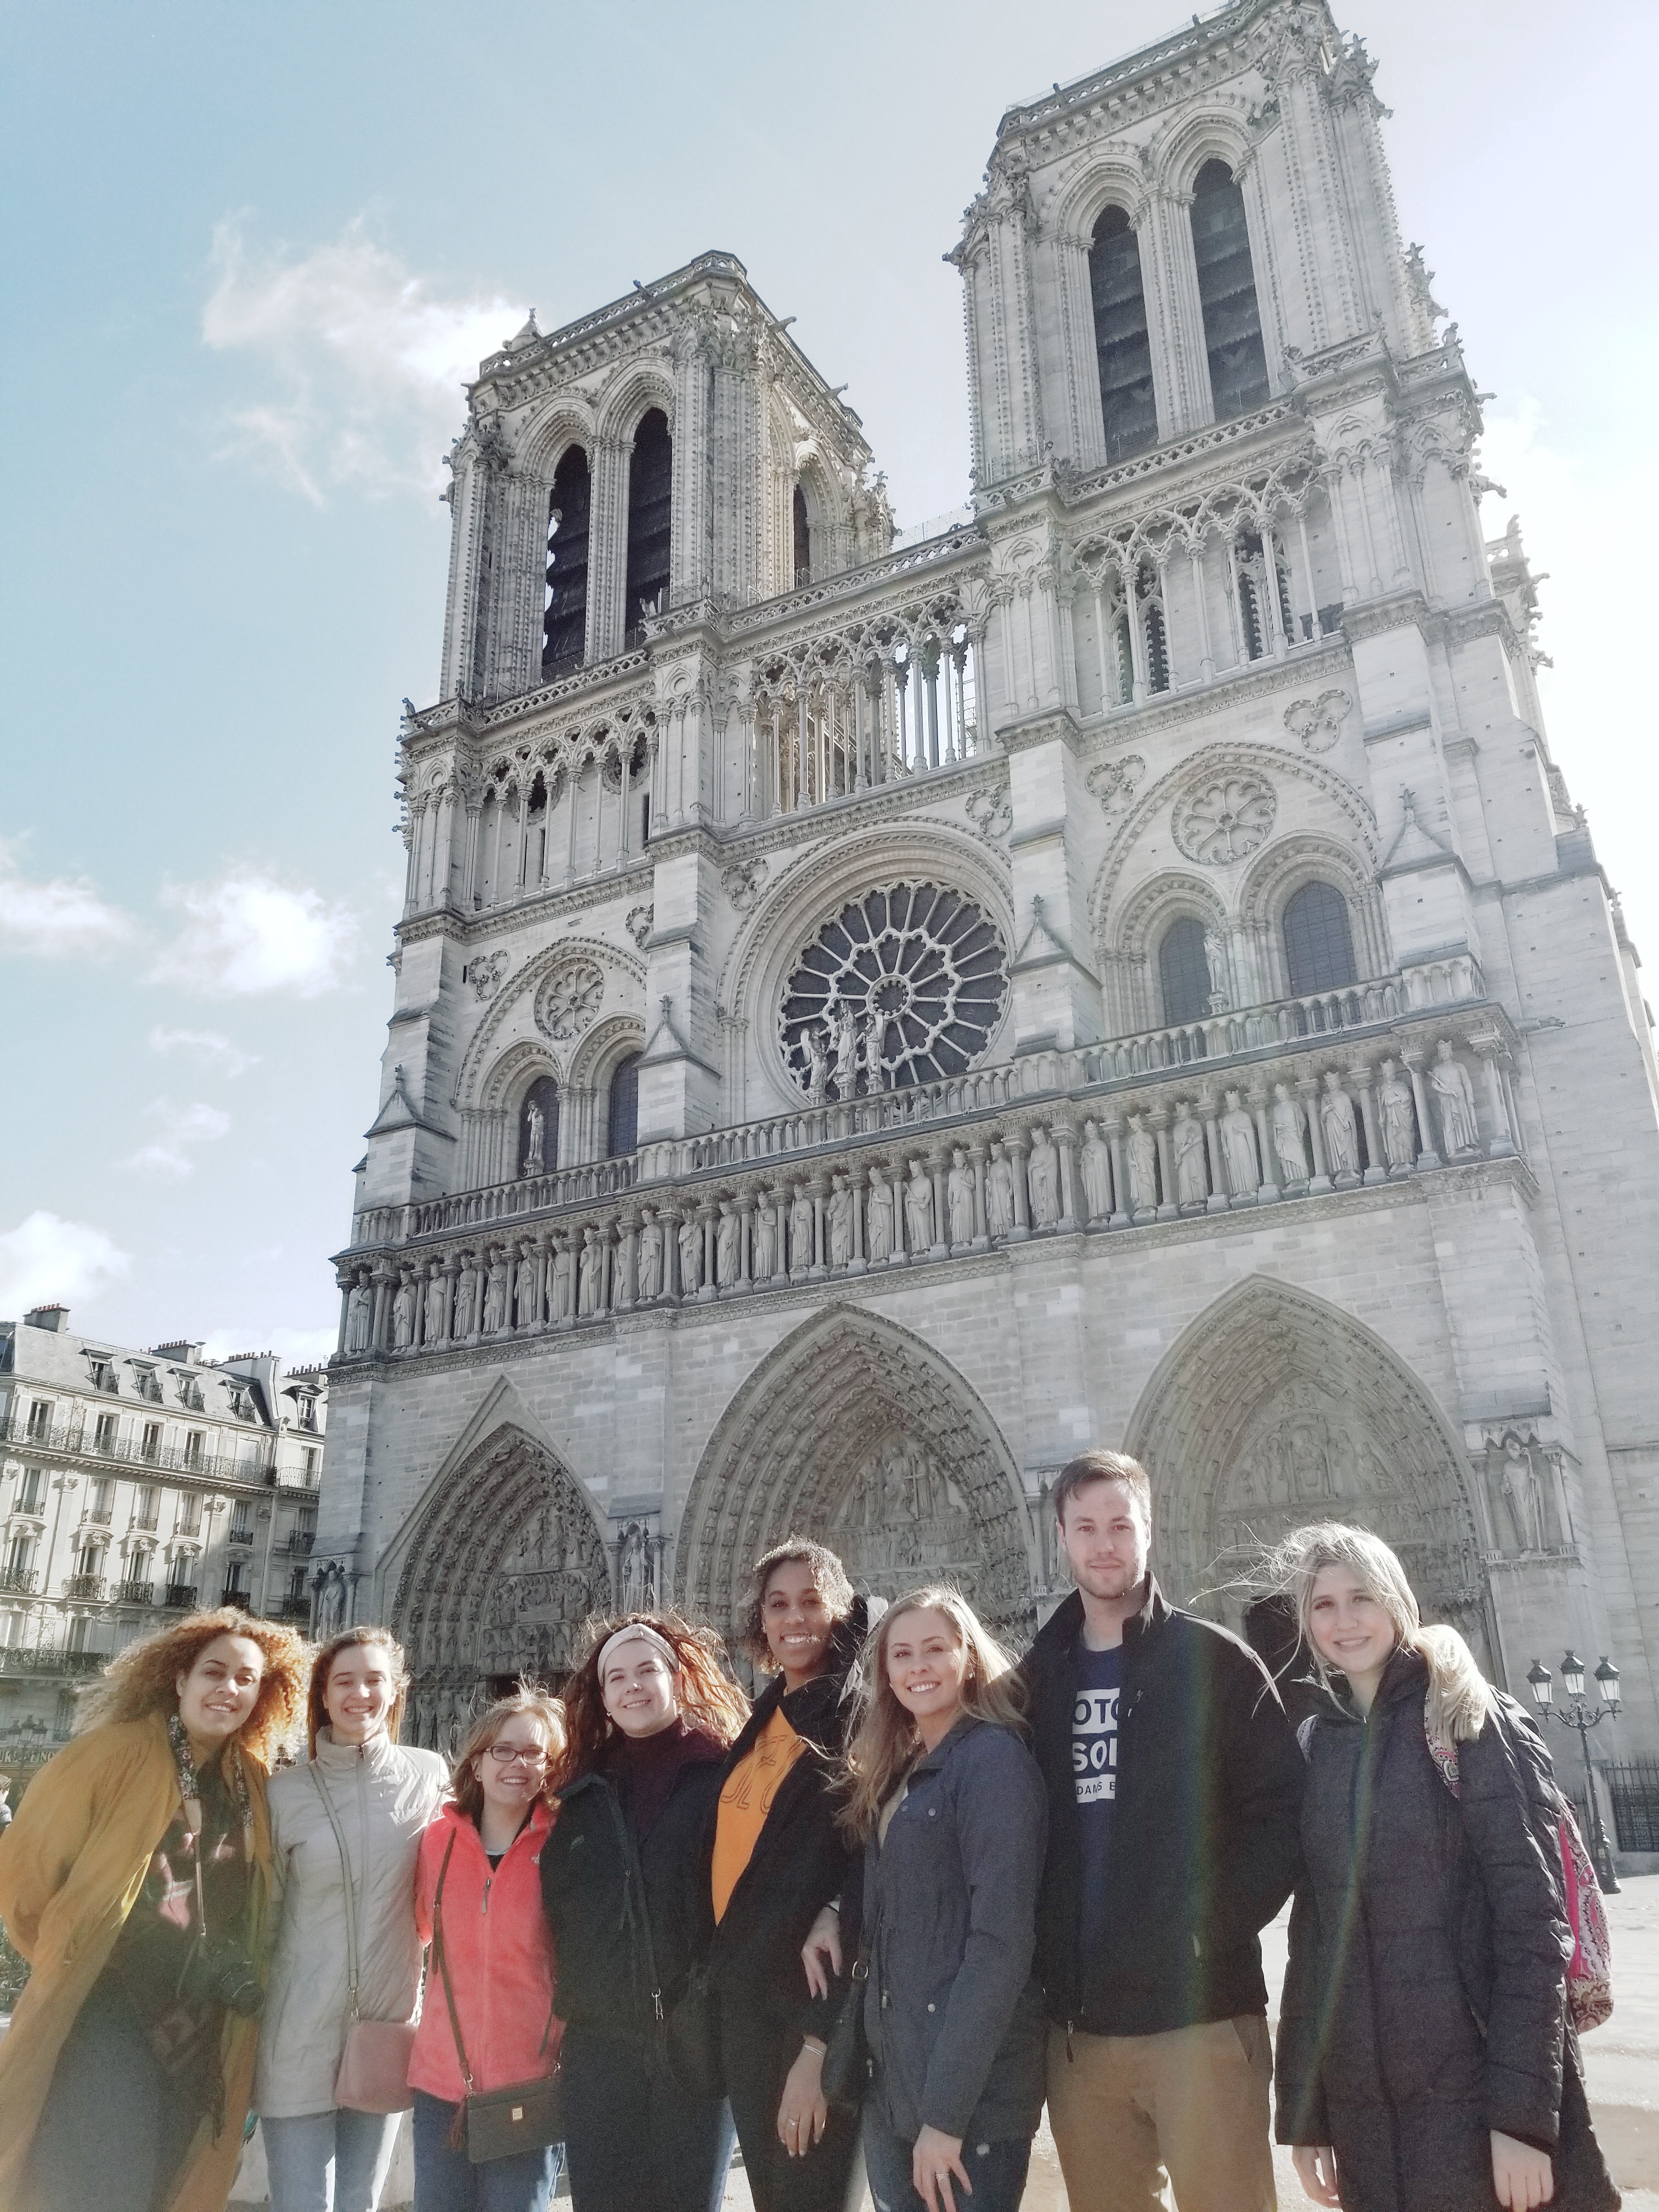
[1526,1649,1622,1894]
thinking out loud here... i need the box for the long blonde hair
[1271,1521,1494,1745]
[839,1586,1025,1842]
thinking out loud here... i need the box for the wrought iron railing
[0,1408,274,1486]
[63,1575,107,1601]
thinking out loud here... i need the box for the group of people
[0,1447,1621,2212]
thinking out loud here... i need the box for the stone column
[370,1265,394,1351]
[1298,1077,1334,1194]
[662,1208,682,1303]
[1401,1049,1441,1169]
[967,1142,989,1250]
[1198,1090,1229,1214]
[737,1193,755,1290]
[1476,1039,1517,1158]
[929,1153,949,1258]
[1103,1114,1131,1229]
[699,1202,719,1302]
[809,1179,827,1278]
[1150,1109,1179,1222]
[617,1213,639,1312]
[1248,1088,1280,1202]
[890,1163,908,1263]
[1007,1130,1032,1240]
[1351,1061,1387,1185]
[1054,1121,1079,1233]
[848,1169,867,1275]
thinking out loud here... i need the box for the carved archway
[1125,1276,1494,1669]
[390,1423,613,1747]
[674,1306,1035,1645]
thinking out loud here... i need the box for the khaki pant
[1046,2016,1277,2212]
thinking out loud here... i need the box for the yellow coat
[0,1710,274,2212]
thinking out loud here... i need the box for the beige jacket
[253,1728,448,2119]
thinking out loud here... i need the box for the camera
[184,1941,264,2018]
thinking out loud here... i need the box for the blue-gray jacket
[860,1713,1048,2145]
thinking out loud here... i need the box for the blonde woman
[410,1689,567,2212]
[803,1587,1047,2212]
[0,1606,309,2212]
[257,1626,448,2212]
[1273,1523,1617,2212]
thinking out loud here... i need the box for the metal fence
[1607,1760,1659,1854]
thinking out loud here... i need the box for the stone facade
[0,1306,324,1783]
[320,0,1659,1776]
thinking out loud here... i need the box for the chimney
[23,1304,69,1333]
[151,1340,207,1365]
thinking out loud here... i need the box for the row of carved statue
[338,1036,1511,1358]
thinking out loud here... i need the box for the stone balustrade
[337,987,1525,1364]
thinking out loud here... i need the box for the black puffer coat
[1276,1647,1618,2212]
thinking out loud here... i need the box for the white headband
[597,1623,679,1677]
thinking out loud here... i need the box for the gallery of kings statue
[314,0,1659,1792]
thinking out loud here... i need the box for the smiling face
[762,1559,837,1688]
[884,1606,969,1737]
[1306,1564,1400,1688]
[475,1711,552,1815]
[176,1633,265,1754]
[324,1641,398,1745]
[1058,1477,1149,1604]
[601,1641,681,1739]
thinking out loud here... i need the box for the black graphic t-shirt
[1072,1641,1122,1963]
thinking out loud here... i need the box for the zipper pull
[1066,2021,1075,2062]
[653,1990,664,2022]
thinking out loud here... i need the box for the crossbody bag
[310,1762,416,2114]
[432,1831,563,2162]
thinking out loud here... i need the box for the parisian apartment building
[0,1303,324,1781]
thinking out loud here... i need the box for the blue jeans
[861,2106,1032,2212]
[558,2024,735,2212]
[411,2090,562,2212]
[264,2106,403,2212]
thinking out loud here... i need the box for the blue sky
[2,0,1655,1361]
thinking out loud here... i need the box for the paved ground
[218,1876,1659,2208]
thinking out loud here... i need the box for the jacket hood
[314,1724,406,1774]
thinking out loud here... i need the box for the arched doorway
[389,1424,613,1749]
[1125,1276,1494,1677]
[674,1306,1035,1646]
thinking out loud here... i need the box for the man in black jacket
[1022,1449,1302,2211]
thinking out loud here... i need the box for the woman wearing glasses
[409,1690,568,2212]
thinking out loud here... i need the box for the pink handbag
[310,1766,416,2114]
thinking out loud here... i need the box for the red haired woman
[538,1611,748,2212]
[0,1605,309,2212]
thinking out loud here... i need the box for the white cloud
[0,839,133,957]
[199,1324,339,1368]
[0,1210,132,1316]
[202,217,528,500]
[150,871,359,1000]
[147,1025,260,1077]
[123,1099,233,1181]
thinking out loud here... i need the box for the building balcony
[337,963,1525,1361]
[162,1583,199,1609]
[114,1579,155,1606]
[63,1575,107,1601]
[0,1568,40,1595]
[0,1411,274,1488]
[273,1595,312,1621]
[0,1647,103,1675]
[284,1530,316,1555]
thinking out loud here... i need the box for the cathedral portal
[674,1306,1036,1645]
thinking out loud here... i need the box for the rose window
[537,960,605,1042]
[780,882,1008,1098]
[1171,774,1277,865]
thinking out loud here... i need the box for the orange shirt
[710,1705,808,1924]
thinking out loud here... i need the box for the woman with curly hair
[256,1625,448,2212]
[539,1611,748,2212]
[693,1539,873,2212]
[0,1604,309,2212]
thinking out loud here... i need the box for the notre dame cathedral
[315,0,1659,1763]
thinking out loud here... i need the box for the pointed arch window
[625,408,672,640]
[1159,915,1212,1025]
[1283,882,1357,996]
[543,445,591,674]
[1190,159,1271,421]
[519,1075,560,1178]
[1088,205,1158,461]
[793,485,812,587]
[606,1051,641,1159]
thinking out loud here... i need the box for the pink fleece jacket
[409,1797,563,2104]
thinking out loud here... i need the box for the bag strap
[432,1831,475,2095]
[309,1762,362,2019]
